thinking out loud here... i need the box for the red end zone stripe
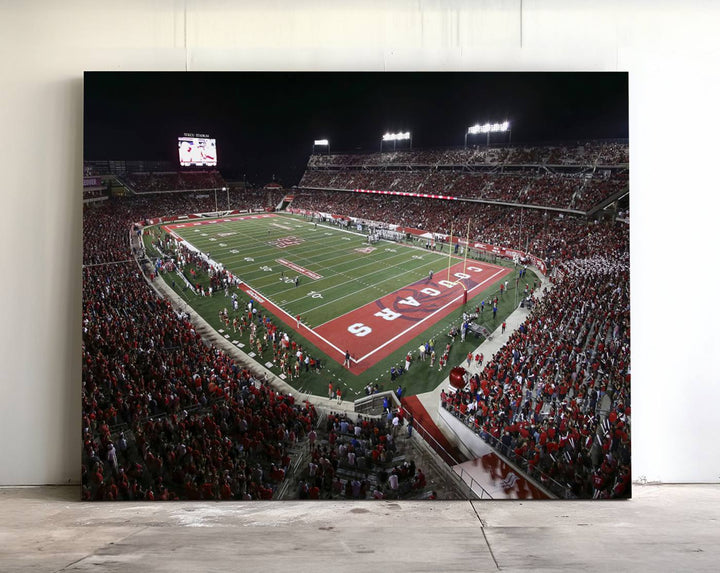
[164,213,278,231]
[236,283,346,362]
[161,227,183,241]
[276,259,323,280]
[314,261,510,373]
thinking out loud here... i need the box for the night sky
[84,72,628,187]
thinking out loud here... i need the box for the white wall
[1,0,718,485]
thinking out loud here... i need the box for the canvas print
[82,72,629,501]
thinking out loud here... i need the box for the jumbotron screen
[178,136,217,167]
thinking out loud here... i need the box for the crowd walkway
[404,270,553,498]
[415,271,550,428]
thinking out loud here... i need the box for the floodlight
[382,131,411,141]
[314,139,329,146]
[381,131,412,151]
[466,120,511,147]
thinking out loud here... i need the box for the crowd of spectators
[83,171,629,501]
[123,170,227,194]
[302,142,628,211]
[442,251,630,499]
[291,183,630,499]
[82,192,317,501]
[293,411,430,500]
[306,142,628,170]
[300,169,627,211]
[83,187,108,201]
[570,173,629,211]
[291,188,626,270]
[145,230,328,385]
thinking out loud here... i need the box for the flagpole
[463,220,470,276]
[446,223,453,281]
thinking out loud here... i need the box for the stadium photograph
[82,72,629,501]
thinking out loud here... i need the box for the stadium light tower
[466,121,511,147]
[381,131,411,152]
[313,139,330,154]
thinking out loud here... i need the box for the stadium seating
[293,411,431,500]
[83,142,630,500]
[293,151,630,499]
[122,170,227,194]
[82,194,317,501]
[441,252,630,498]
[301,142,628,211]
[307,143,628,170]
[290,189,627,271]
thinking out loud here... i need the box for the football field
[163,213,511,373]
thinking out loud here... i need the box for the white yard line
[176,215,409,289]
[243,242,408,286]
[197,223,382,282]
[186,220,343,263]
[200,226,435,302]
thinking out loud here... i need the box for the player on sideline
[296,314,301,328]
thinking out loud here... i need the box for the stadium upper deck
[299,141,628,213]
[306,141,628,169]
[120,170,227,194]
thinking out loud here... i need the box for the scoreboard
[178,134,217,167]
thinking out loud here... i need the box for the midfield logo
[270,236,304,248]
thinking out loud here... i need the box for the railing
[410,417,493,500]
[453,466,494,500]
[354,390,399,416]
[276,439,311,499]
[440,401,574,499]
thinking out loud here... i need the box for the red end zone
[162,213,279,238]
[314,260,510,373]
[236,260,509,374]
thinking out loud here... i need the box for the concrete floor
[2,485,718,572]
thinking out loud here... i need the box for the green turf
[144,213,538,400]
[167,214,458,328]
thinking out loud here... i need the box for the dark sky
[84,72,628,187]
